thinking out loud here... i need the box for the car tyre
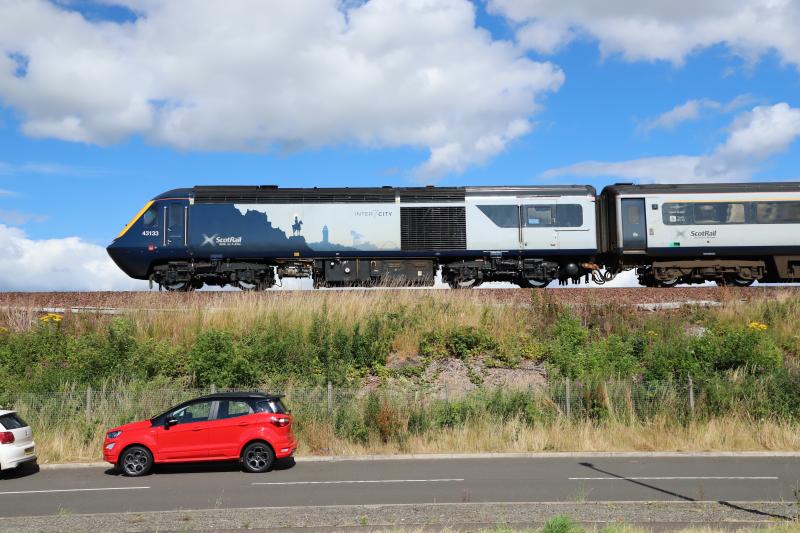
[120,446,153,477]
[241,441,275,473]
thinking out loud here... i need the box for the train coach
[107,185,602,290]
[107,181,800,290]
[601,182,800,287]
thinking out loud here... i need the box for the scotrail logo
[201,234,242,246]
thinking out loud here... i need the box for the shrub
[190,329,256,388]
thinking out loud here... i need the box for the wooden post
[85,386,92,421]
[565,378,571,419]
[327,381,333,416]
[688,374,695,415]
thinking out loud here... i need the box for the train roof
[602,181,800,196]
[179,184,595,204]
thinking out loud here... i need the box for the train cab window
[477,205,519,228]
[142,204,158,227]
[526,205,554,226]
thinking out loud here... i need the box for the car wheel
[120,446,153,477]
[242,442,275,473]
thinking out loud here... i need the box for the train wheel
[518,278,549,289]
[730,277,755,287]
[447,278,479,289]
[162,281,195,292]
[656,278,680,288]
[236,280,271,291]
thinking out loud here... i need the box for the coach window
[525,205,554,226]
[662,203,692,225]
[477,205,519,228]
[755,201,800,224]
[555,204,583,227]
[693,203,725,224]
[142,204,158,227]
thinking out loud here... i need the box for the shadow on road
[104,457,296,477]
[0,461,39,480]
[578,461,792,521]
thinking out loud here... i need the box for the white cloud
[638,99,720,134]
[544,102,800,183]
[0,224,145,291]
[489,0,800,67]
[0,0,564,180]
[637,95,757,135]
[0,209,47,225]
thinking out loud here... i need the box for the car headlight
[106,430,123,439]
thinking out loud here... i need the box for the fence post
[687,374,695,415]
[210,383,217,393]
[85,385,92,421]
[327,380,333,416]
[565,378,571,419]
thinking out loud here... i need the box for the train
[106,182,800,290]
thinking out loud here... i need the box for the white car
[0,410,36,472]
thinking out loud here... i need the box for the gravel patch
[1,501,794,532]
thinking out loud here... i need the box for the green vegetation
[2,289,800,461]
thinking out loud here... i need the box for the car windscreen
[0,413,28,430]
[254,399,287,414]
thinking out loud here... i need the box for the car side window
[217,400,253,420]
[255,399,287,414]
[170,400,212,424]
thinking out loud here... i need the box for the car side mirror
[165,417,178,429]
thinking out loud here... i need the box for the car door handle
[238,422,249,427]
[192,427,204,431]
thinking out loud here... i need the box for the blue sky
[0,0,799,289]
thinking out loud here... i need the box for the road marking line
[253,478,464,486]
[0,486,149,496]
[569,476,778,481]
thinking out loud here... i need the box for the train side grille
[400,207,466,251]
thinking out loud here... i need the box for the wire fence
[4,378,703,430]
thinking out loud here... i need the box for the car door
[155,400,213,461]
[206,399,256,459]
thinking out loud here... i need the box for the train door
[163,202,187,248]
[620,198,647,251]
[520,200,559,251]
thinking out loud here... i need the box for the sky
[0,0,799,290]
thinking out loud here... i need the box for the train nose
[106,240,148,279]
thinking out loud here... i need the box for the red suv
[103,392,296,476]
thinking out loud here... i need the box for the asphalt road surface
[0,456,797,518]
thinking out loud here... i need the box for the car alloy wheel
[242,442,274,473]
[121,446,153,477]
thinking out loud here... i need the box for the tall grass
[11,381,800,463]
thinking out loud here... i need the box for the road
[0,455,797,518]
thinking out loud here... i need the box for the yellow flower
[747,321,768,331]
[40,313,63,323]
[646,330,659,337]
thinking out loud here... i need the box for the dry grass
[30,415,800,464]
